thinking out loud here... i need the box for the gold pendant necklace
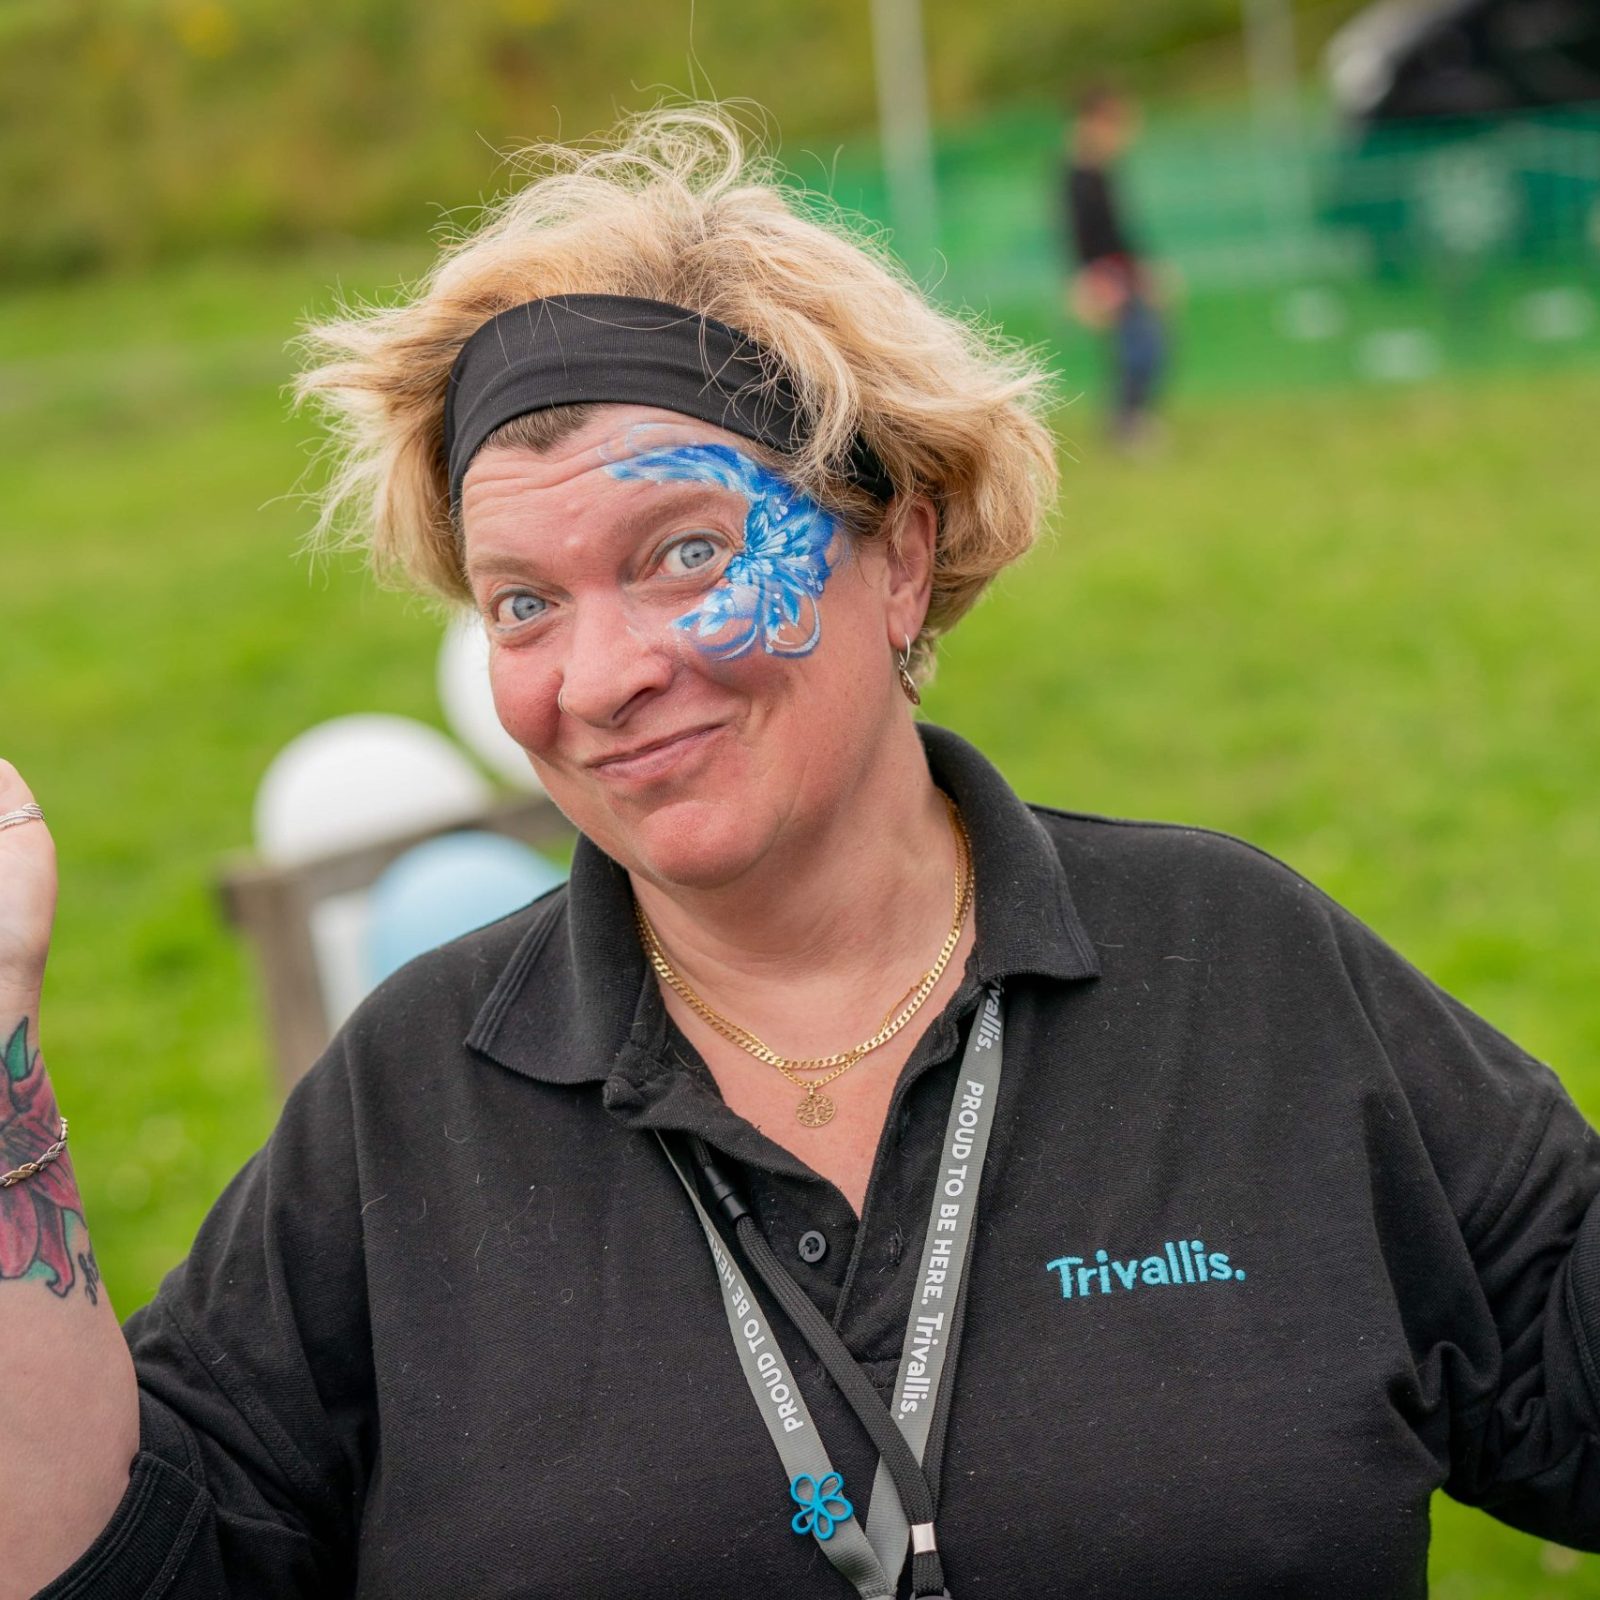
[795,1085,840,1129]
[635,796,973,1125]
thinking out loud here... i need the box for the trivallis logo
[1046,1240,1246,1300]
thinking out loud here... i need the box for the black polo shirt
[47,726,1600,1598]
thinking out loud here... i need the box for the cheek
[487,649,559,753]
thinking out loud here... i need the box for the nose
[556,593,674,727]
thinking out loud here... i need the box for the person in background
[1062,83,1169,449]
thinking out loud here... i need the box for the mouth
[585,723,725,783]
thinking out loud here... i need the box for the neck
[630,719,964,1040]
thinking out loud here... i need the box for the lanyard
[660,983,1005,1599]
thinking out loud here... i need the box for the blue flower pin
[790,1471,854,1540]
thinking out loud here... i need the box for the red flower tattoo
[1,1020,85,1295]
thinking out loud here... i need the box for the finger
[0,762,56,1000]
[0,763,48,848]
[0,758,40,814]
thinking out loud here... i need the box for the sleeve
[37,1036,373,1598]
[1329,901,1600,1546]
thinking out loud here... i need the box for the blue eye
[661,536,720,577]
[492,591,548,628]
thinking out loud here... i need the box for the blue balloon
[364,831,566,987]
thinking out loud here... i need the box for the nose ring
[557,688,569,716]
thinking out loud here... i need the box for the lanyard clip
[691,1136,750,1225]
[910,1523,955,1598]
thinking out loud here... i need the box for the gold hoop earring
[896,636,921,706]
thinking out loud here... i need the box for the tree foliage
[2,0,1364,279]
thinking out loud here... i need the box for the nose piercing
[557,688,569,716]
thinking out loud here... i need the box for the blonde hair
[296,106,1058,677]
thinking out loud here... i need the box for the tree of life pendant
[796,1091,836,1128]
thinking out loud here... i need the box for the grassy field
[4,253,1599,1592]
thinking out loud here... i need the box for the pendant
[795,1090,836,1128]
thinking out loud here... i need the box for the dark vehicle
[1323,0,1600,273]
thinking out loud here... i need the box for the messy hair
[295,105,1058,679]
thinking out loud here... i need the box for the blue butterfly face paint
[604,442,839,661]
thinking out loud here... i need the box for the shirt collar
[467,722,1100,1086]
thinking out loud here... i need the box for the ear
[882,494,937,650]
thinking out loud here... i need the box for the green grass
[4,255,1599,1593]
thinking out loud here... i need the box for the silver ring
[0,803,44,832]
[557,689,569,716]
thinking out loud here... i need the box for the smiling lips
[585,724,723,782]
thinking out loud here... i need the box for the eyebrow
[463,480,745,581]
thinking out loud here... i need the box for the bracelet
[0,1117,69,1188]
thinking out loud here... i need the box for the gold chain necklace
[635,796,974,1128]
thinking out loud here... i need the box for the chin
[595,792,775,891]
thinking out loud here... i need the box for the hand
[0,761,57,1008]
[1068,264,1128,330]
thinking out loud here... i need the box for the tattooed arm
[0,762,139,1598]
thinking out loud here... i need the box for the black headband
[442,293,895,511]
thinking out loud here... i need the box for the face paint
[604,442,839,660]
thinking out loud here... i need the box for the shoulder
[1020,802,1417,1009]
[1030,803,1330,929]
[1027,803,1565,1112]
[322,881,571,1077]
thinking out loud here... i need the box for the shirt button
[798,1230,828,1265]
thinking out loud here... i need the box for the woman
[3,109,1598,1598]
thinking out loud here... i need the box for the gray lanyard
[660,984,1005,1598]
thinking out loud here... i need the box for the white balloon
[254,714,493,865]
[437,612,544,791]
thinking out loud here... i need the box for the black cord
[692,1138,952,1598]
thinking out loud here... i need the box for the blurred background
[4,1,1599,1590]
